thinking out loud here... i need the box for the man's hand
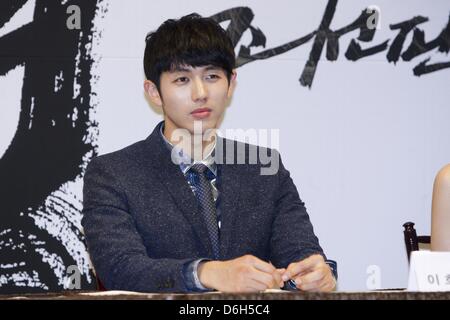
[282,254,336,292]
[198,255,285,292]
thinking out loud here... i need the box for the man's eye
[174,77,189,83]
[206,74,220,80]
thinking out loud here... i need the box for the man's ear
[144,80,163,107]
[227,70,237,98]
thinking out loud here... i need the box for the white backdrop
[2,0,450,291]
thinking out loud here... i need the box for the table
[1,290,450,300]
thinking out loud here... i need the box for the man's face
[145,65,236,139]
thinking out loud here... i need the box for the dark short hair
[144,13,235,91]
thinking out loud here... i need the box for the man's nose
[191,78,208,102]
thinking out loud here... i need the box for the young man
[82,13,337,293]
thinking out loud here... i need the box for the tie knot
[190,163,208,174]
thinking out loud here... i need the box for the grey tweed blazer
[81,122,324,292]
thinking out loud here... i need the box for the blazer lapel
[143,123,215,258]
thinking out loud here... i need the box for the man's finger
[283,254,323,280]
[318,276,336,292]
[295,268,326,285]
[297,273,335,292]
[297,254,323,271]
[251,269,278,289]
[249,279,269,292]
[271,269,284,288]
[296,277,323,291]
[239,279,267,293]
[251,257,276,274]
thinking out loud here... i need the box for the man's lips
[191,107,212,114]
[191,108,212,119]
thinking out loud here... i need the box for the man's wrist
[198,260,220,290]
[192,259,210,291]
[183,259,211,292]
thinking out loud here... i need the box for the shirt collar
[159,122,217,176]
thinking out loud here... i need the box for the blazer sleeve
[81,157,193,293]
[269,151,326,268]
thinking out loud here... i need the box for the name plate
[407,251,450,291]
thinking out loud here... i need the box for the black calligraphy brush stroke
[213,3,450,88]
[0,0,28,29]
[0,218,83,293]
[210,7,316,68]
[299,0,338,88]
[413,58,450,76]
[0,23,30,76]
[387,16,429,64]
[248,26,266,49]
[237,31,316,68]
[1,0,449,294]
[0,0,107,292]
[345,39,389,61]
[402,17,450,62]
[210,7,255,48]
